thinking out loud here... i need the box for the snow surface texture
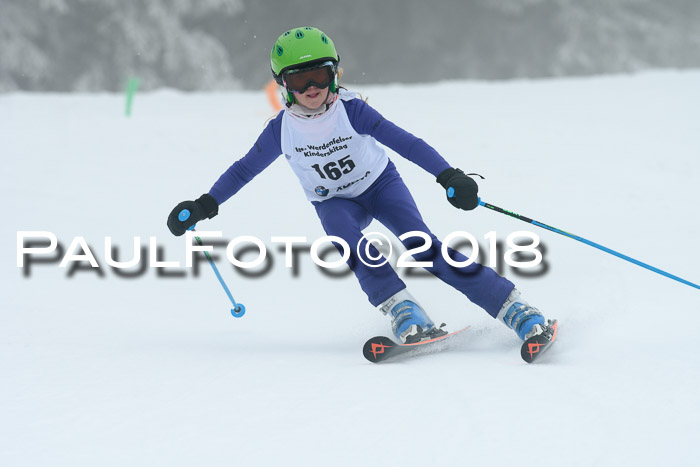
[2,71,699,466]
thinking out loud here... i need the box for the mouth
[305,90,321,99]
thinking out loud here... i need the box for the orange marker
[265,79,284,111]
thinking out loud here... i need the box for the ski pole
[178,209,246,317]
[477,199,700,291]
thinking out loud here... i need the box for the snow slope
[2,71,699,466]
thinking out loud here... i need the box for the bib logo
[315,186,329,197]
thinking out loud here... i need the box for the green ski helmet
[270,27,340,104]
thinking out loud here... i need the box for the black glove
[167,193,219,236]
[436,168,479,211]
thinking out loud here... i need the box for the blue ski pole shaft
[177,208,245,317]
[191,234,245,317]
[478,199,700,291]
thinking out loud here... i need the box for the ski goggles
[282,61,336,94]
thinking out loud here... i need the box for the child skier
[167,27,554,346]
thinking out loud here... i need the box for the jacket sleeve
[342,98,451,177]
[208,112,284,204]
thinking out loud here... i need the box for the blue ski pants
[313,161,514,317]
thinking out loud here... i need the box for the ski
[362,325,470,363]
[520,320,558,363]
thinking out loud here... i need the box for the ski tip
[362,325,471,363]
[362,336,398,363]
[521,320,557,364]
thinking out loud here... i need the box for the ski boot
[497,288,548,341]
[379,290,443,344]
[498,289,558,362]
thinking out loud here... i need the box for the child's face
[294,86,329,110]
